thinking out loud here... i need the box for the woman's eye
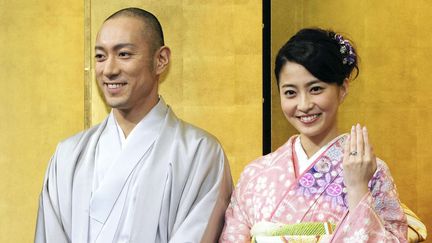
[284,90,296,97]
[310,86,323,94]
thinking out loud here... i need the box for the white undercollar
[112,98,168,149]
[294,134,345,174]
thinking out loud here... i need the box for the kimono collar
[295,134,346,175]
[112,97,168,149]
[89,97,170,225]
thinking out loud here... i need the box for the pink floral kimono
[220,135,407,242]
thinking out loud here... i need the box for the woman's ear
[339,79,349,103]
[155,46,171,75]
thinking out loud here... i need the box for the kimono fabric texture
[35,99,232,243]
[221,135,407,243]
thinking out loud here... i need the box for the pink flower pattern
[220,135,407,243]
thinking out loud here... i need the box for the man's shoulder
[167,114,225,155]
[177,119,214,137]
[56,123,102,153]
[175,118,220,145]
[169,117,227,170]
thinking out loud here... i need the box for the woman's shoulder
[237,136,297,184]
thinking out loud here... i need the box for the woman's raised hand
[343,124,377,210]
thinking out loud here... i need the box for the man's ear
[339,79,349,103]
[155,46,170,75]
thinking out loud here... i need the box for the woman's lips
[297,114,321,124]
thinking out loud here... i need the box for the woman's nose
[298,94,313,112]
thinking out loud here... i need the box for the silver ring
[349,151,357,156]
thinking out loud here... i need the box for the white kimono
[35,99,232,243]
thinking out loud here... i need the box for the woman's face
[278,61,347,142]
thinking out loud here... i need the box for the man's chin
[105,100,127,110]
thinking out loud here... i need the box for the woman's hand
[343,124,377,211]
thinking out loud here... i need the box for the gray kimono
[35,99,232,243]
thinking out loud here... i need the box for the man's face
[95,16,159,112]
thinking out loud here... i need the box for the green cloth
[251,221,336,237]
[270,222,335,236]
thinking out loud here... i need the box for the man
[35,7,232,243]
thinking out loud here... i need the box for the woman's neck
[300,127,339,158]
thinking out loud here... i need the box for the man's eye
[119,52,131,57]
[94,54,105,61]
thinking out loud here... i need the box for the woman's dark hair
[275,28,359,86]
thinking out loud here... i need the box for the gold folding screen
[1,1,262,242]
[86,1,263,183]
[0,0,85,242]
[2,1,429,242]
[272,0,432,236]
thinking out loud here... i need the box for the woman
[220,28,407,242]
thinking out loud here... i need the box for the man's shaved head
[105,7,164,53]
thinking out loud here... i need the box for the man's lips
[105,83,126,88]
[103,82,127,94]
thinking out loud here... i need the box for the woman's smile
[296,113,322,124]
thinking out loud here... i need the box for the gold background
[1,0,430,242]
[0,0,261,242]
[0,0,85,242]
[87,0,262,183]
[272,0,431,238]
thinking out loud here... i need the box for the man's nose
[103,57,120,78]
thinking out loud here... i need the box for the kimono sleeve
[34,145,70,243]
[332,160,408,242]
[219,166,254,243]
[168,137,233,243]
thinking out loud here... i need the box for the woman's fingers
[362,126,377,172]
[346,123,376,166]
[356,124,364,157]
[343,134,350,162]
[363,126,370,159]
[350,125,356,155]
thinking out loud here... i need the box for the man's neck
[113,98,159,138]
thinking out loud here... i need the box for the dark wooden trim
[262,0,271,155]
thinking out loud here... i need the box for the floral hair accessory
[334,34,356,65]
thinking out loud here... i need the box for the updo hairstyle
[275,28,359,86]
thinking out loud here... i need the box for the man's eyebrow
[95,43,136,51]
